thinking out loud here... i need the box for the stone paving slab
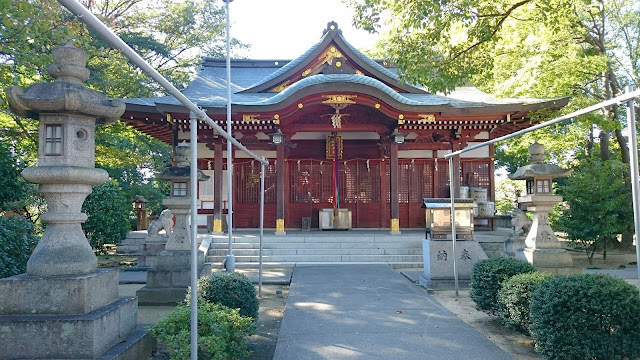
[273,265,513,360]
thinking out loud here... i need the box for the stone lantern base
[522,248,578,275]
[0,269,155,359]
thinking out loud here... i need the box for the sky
[228,0,382,59]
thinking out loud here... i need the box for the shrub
[469,257,535,315]
[530,274,640,360]
[0,215,39,278]
[498,272,552,334]
[81,180,130,254]
[194,272,259,321]
[150,302,256,360]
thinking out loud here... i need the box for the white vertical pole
[224,0,235,272]
[448,157,459,296]
[625,86,640,298]
[189,111,198,360]
[259,158,266,297]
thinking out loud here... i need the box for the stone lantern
[0,44,153,359]
[133,195,149,230]
[137,141,210,305]
[509,141,573,269]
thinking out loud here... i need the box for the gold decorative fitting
[298,103,304,109]
[398,114,404,120]
[335,61,342,68]
[330,24,336,30]
[276,219,285,233]
[390,218,400,232]
[326,134,343,159]
[320,47,344,65]
[274,61,279,66]
[375,103,380,109]
[167,113,173,124]
[417,114,436,123]
[242,114,261,123]
[273,114,280,120]
[322,94,357,105]
[302,68,312,77]
[268,80,290,93]
[507,114,511,122]
[355,70,364,76]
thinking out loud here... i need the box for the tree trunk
[599,130,610,161]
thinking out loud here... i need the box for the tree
[556,159,632,261]
[82,180,131,254]
[348,0,638,161]
[2,0,242,233]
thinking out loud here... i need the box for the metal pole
[224,0,235,272]
[448,157,459,296]
[625,86,640,298]
[56,0,267,166]
[189,111,198,360]
[259,158,266,297]
[445,88,640,160]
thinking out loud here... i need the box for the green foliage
[0,215,39,278]
[0,143,28,210]
[469,257,535,315]
[494,176,524,215]
[81,180,130,254]
[194,272,259,321]
[530,274,640,360]
[149,302,256,360]
[497,272,552,334]
[556,159,632,261]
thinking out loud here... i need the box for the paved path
[273,265,513,360]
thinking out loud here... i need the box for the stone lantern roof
[6,44,125,123]
[508,141,572,180]
[156,141,210,182]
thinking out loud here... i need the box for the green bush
[498,272,552,334]
[0,215,39,278]
[530,274,640,360]
[82,180,130,254]
[150,302,256,360]
[469,257,535,315]
[194,272,259,321]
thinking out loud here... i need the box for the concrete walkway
[273,265,513,360]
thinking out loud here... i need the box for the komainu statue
[511,208,532,235]
[147,209,173,236]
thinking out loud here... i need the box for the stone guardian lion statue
[147,209,173,236]
[511,208,532,235]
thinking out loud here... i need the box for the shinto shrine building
[121,22,567,233]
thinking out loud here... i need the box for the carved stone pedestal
[0,269,155,359]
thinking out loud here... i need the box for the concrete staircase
[204,231,425,269]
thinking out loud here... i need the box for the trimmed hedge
[498,272,552,334]
[469,257,535,315]
[530,274,640,360]
[194,272,259,321]
[150,302,256,360]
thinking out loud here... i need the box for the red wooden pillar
[389,142,400,233]
[379,158,388,228]
[213,137,224,233]
[275,144,286,234]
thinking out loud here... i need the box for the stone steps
[204,232,424,269]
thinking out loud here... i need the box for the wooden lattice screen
[235,160,277,204]
[461,161,491,189]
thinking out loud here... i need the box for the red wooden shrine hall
[120,21,567,233]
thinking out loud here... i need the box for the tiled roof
[121,25,564,112]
